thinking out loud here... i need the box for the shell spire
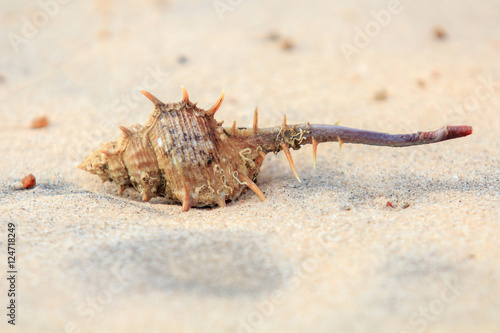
[119,125,133,137]
[118,185,126,195]
[181,86,190,103]
[140,90,163,106]
[253,107,259,133]
[206,90,225,117]
[280,142,301,183]
[312,136,318,169]
[238,173,265,201]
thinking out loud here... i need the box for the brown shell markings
[78,87,473,211]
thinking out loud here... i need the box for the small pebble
[21,174,36,189]
[266,31,281,41]
[433,26,447,40]
[339,204,352,211]
[416,79,426,89]
[31,116,49,129]
[373,89,388,101]
[280,38,295,50]
[97,29,111,41]
[265,31,295,51]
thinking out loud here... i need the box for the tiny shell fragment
[280,38,295,50]
[97,29,111,41]
[21,174,36,189]
[373,89,388,101]
[266,31,281,41]
[265,31,294,50]
[433,26,447,40]
[31,116,49,129]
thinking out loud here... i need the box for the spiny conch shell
[78,87,473,211]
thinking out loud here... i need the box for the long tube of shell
[249,123,473,152]
[305,124,473,147]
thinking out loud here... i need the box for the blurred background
[1,1,499,332]
[1,0,499,170]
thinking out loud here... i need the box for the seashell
[78,87,473,211]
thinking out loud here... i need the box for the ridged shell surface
[78,92,265,211]
[146,101,253,207]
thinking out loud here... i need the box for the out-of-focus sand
[1,0,499,332]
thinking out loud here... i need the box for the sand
[1,0,499,332]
